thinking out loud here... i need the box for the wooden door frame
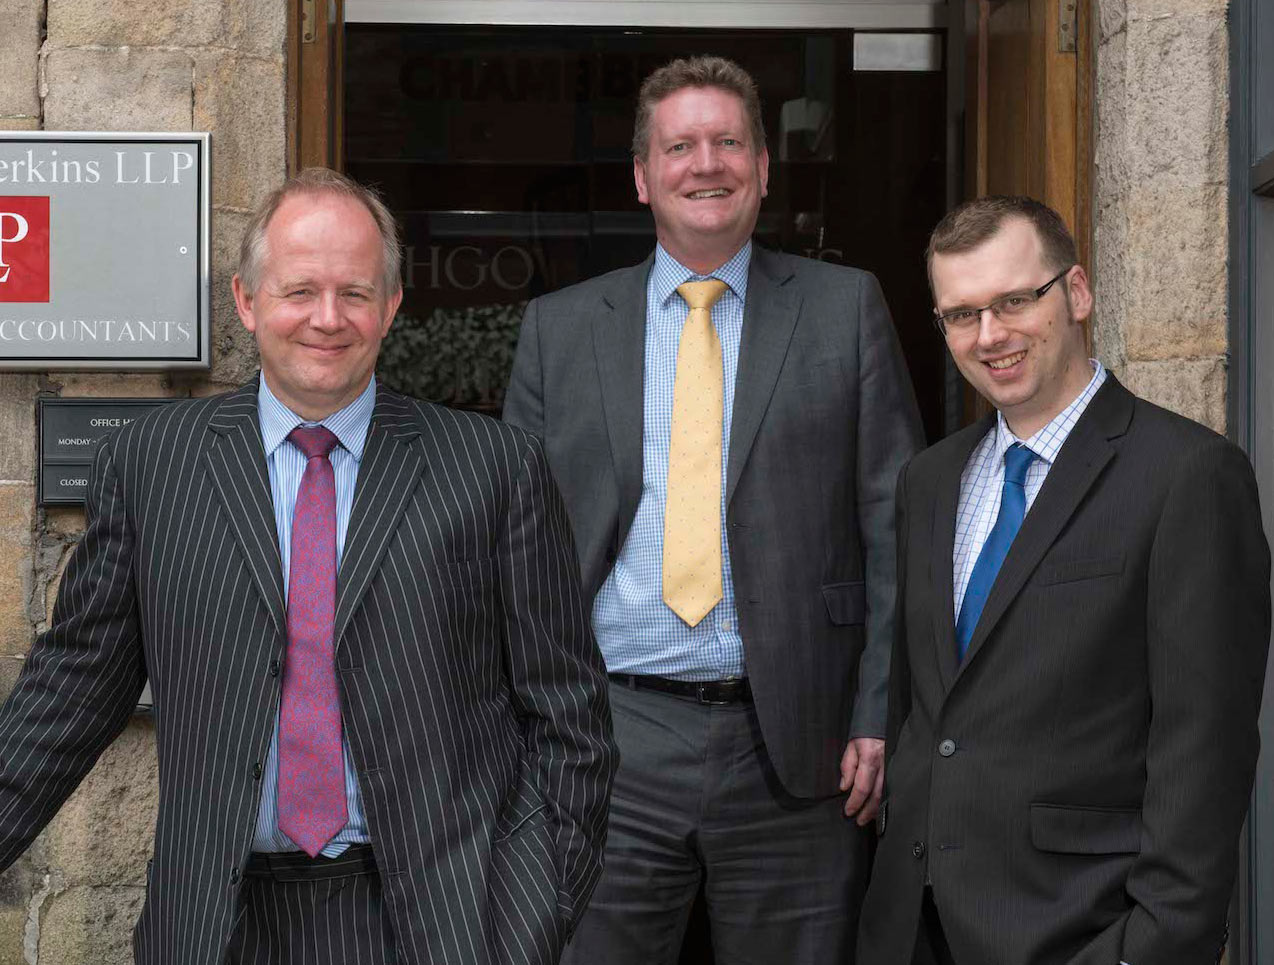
[288,0,345,172]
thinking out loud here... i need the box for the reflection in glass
[346,26,947,438]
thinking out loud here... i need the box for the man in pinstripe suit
[0,168,617,965]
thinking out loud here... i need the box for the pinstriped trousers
[224,847,398,965]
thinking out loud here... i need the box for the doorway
[341,3,952,960]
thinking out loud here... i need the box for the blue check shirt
[591,242,751,680]
[250,375,373,856]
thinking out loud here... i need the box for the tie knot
[289,425,340,460]
[1004,443,1036,486]
[677,279,728,312]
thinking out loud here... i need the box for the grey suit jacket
[504,245,922,797]
[0,380,617,965]
[859,376,1271,964]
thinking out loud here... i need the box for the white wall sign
[0,132,211,370]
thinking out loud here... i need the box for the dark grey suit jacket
[504,245,922,797]
[0,380,617,965]
[858,375,1271,964]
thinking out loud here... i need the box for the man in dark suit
[503,56,922,962]
[858,195,1270,965]
[0,168,616,965]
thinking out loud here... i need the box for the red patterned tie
[277,425,347,857]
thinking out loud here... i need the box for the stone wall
[0,0,284,960]
[1093,0,1230,432]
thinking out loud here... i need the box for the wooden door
[959,0,1091,420]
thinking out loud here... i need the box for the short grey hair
[236,167,402,296]
[632,55,766,160]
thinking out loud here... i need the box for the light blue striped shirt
[592,242,750,680]
[250,374,373,855]
[953,360,1107,621]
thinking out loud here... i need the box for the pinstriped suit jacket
[0,379,617,965]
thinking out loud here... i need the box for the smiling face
[931,217,1094,438]
[634,85,769,273]
[233,191,402,421]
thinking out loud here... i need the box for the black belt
[245,844,377,881]
[608,672,752,705]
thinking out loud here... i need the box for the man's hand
[839,737,885,826]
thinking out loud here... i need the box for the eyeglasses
[933,266,1073,335]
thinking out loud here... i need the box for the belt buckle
[695,681,732,705]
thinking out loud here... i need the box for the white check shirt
[952,361,1107,623]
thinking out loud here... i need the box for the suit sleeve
[850,272,925,739]
[497,431,617,933]
[0,438,145,869]
[503,298,545,437]
[884,458,913,769]
[1121,439,1271,962]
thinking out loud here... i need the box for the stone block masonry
[1093,0,1231,432]
[0,0,286,960]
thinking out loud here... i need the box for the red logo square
[0,196,50,303]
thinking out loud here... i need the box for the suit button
[252,762,262,780]
[229,867,240,884]
[938,739,957,758]
[912,841,926,860]
[269,659,281,677]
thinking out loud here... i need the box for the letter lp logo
[0,197,50,302]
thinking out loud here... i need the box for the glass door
[345,16,951,439]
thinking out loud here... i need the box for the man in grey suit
[0,168,616,965]
[858,196,1270,964]
[504,56,922,962]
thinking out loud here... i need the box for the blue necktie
[956,443,1037,660]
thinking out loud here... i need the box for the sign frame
[37,396,183,506]
[0,131,211,371]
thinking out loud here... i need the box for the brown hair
[926,195,1077,285]
[236,167,402,296]
[632,55,766,159]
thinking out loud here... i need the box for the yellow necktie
[663,279,728,627]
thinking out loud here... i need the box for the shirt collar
[652,241,752,308]
[993,360,1107,466]
[258,374,377,463]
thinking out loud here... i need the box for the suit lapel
[930,416,995,692]
[593,257,651,550]
[333,389,427,649]
[727,247,801,505]
[954,377,1133,678]
[204,380,286,636]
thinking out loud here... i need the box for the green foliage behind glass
[377,301,526,412]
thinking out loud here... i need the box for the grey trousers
[225,847,398,965]
[563,681,869,965]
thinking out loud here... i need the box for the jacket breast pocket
[425,555,497,589]
[1030,803,1142,854]
[822,581,866,626]
[1034,553,1124,586]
